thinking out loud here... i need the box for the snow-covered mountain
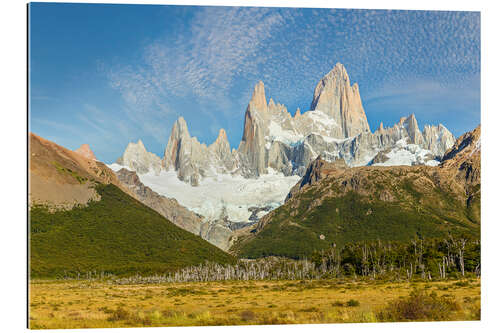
[110,62,456,249]
[115,63,454,182]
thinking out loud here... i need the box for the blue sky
[29,3,480,163]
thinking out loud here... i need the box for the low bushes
[376,289,461,321]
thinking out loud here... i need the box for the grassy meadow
[29,278,480,329]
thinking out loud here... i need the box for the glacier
[108,163,299,224]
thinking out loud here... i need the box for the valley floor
[29,278,480,329]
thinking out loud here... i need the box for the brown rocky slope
[29,133,132,209]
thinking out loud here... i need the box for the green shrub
[376,290,461,322]
[346,299,360,307]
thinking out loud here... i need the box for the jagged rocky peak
[237,82,270,177]
[294,107,301,118]
[116,139,161,175]
[249,80,268,113]
[317,62,350,87]
[268,98,289,115]
[210,128,231,155]
[402,114,423,144]
[215,128,227,142]
[421,123,455,156]
[382,113,454,152]
[310,62,371,138]
[114,63,457,185]
[209,128,236,170]
[162,116,238,186]
[163,116,193,170]
[368,114,454,165]
[171,116,191,139]
[74,144,96,160]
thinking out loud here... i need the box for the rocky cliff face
[116,140,162,175]
[285,155,347,201]
[74,144,97,160]
[237,81,270,177]
[310,63,371,137]
[161,117,239,186]
[423,124,457,156]
[441,125,480,169]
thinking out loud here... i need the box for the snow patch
[425,160,440,167]
[107,163,132,172]
[302,110,340,128]
[267,120,303,145]
[372,140,439,167]
[126,168,299,224]
[320,135,354,144]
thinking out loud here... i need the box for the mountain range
[110,63,458,250]
[115,63,455,184]
[232,125,480,258]
[29,62,480,276]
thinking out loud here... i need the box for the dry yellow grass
[29,278,480,329]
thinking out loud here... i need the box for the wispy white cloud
[111,7,288,102]
[106,6,294,144]
[106,7,480,144]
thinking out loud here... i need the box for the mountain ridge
[29,132,133,209]
[115,63,455,185]
[230,125,480,259]
[29,133,235,277]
